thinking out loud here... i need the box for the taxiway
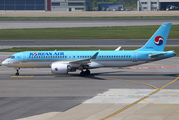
[0,15,179,119]
[0,52,179,120]
[0,19,179,29]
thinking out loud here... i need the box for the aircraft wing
[149,53,167,57]
[69,52,99,65]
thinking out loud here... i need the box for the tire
[80,71,86,76]
[85,70,90,75]
[15,73,19,76]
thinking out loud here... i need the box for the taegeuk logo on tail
[154,36,164,46]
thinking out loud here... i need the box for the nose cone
[2,60,8,66]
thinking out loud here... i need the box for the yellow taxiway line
[100,77,179,120]
[11,76,34,77]
[142,100,179,110]
[99,77,159,89]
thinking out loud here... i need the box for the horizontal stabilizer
[148,53,166,57]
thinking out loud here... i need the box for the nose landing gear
[15,68,20,76]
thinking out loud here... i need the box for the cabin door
[22,52,27,62]
[132,52,137,62]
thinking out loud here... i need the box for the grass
[0,47,178,56]
[0,25,179,40]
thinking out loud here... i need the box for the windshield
[8,56,15,59]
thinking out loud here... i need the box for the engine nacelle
[51,62,71,74]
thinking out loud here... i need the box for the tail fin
[137,23,171,51]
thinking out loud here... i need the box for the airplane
[2,23,176,76]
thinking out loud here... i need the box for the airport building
[0,0,45,11]
[137,0,179,11]
[98,3,124,11]
[50,0,92,11]
[0,0,92,11]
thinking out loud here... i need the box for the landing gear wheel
[15,68,20,76]
[85,69,90,75]
[80,69,90,76]
[15,73,19,76]
[80,71,86,76]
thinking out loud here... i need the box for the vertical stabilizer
[137,23,171,51]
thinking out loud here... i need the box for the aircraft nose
[2,60,8,66]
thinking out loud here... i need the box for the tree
[112,0,118,3]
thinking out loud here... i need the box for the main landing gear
[80,69,90,76]
[15,68,20,76]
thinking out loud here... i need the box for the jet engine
[51,62,71,74]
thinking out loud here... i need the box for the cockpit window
[8,56,15,59]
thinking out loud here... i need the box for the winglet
[115,46,121,51]
[90,52,99,59]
